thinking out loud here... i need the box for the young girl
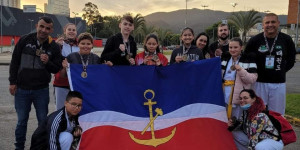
[135,34,168,66]
[53,23,79,110]
[101,15,137,65]
[170,27,203,64]
[222,37,257,119]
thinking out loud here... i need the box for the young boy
[30,91,83,150]
[101,15,137,65]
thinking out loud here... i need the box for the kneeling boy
[30,91,83,150]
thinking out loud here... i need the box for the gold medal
[81,71,87,78]
[126,55,131,60]
[230,65,236,71]
[152,55,159,61]
[182,55,188,61]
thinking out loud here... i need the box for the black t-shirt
[209,41,229,58]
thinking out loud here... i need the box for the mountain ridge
[144,8,287,34]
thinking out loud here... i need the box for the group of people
[8,12,296,150]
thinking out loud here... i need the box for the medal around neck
[81,71,88,78]
[230,65,236,71]
[36,49,45,56]
[126,53,132,60]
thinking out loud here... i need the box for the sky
[21,0,289,17]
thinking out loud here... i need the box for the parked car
[167,45,176,50]
[297,47,300,54]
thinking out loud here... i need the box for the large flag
[68,58,236,150]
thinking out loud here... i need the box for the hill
[144,8,287,34]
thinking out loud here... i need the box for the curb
[285,115,300,126]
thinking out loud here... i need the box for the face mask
[241,103,251,110]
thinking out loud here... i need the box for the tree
[102,15,121,37]
[228,10,262,43]
[156,28,172,46]
[166,34,180,46]
[82,2,103,33]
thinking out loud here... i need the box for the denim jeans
[14,87,49,150]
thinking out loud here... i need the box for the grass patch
[286,94,300,118]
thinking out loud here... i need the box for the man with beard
[244,13,296,115]
[9,16,62,149]
[209,23,230,57]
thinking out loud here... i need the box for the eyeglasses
[68,102,82,109]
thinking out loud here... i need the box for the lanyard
[183,45,191,55]
[79,53,90,72]
[122,36,131,54]
[263,33,278,56]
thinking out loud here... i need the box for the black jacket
[244,32,296,83]
[170,45,204,64]
[101,33,137,65]
[9,33,62,90]
[30,107,79,150]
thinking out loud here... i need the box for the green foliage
[155,28,172,46]
[99,15,121,37]
[82,2,102,26]
[168,34,180,45]
[286,94,300,118]
[205,22,239,41]
[228,10,262,43]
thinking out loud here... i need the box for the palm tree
[155,28,172,46]
[136,24,156,44]
[228,9,261,43]
[132,14,145,43]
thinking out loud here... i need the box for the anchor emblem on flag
[129,89,176,147]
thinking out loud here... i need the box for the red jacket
[135,51,168,66]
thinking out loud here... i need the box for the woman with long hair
[195,32,211,59]
[228,89,283,150]
[53,23,79,110]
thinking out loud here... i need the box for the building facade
[0,0,20,9]
[45,0,70,17]
[288,0,299,24]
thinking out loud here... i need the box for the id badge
[265,55,275,69]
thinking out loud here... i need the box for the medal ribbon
[182,45,191,55]
[122,36,131,55]
[79,53,90,72]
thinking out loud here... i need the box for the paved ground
[0,50,299,149]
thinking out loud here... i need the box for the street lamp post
[231,3,238,12]
[185,0,187,27]
[28,19,34,33]
[72,12,79,25]
[36,7,45,16]
[201,5,208,10]
[94,28,97,39]
[1,0,3,53]
[296,0,300,48]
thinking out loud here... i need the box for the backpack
[263,109,297,146]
